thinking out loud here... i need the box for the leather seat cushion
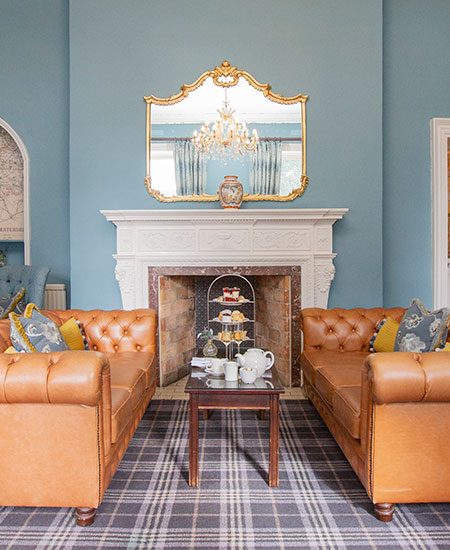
[107,352,155,389]
[315,359,365,405]
[109,359,146,411]
[111,387,134,443]
[301,350,323,385]
[332,386,361,439]
[302,351,369,387]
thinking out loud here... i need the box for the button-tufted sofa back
[0,309,157,354]
[301,307,406,352]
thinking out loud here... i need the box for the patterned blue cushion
[10,304,69,353]
[395,299,449,352]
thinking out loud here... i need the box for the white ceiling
[152,78,301,125]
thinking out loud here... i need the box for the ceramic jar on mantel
[219,175,243,209]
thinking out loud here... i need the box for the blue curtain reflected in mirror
[174,140,207,195]
[250,140,282,195]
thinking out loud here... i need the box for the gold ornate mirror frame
[144,60,308,202]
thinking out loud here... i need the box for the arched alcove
[0,118,30,264]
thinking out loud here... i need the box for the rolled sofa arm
[365,352,450,404]
[0,351,110,405]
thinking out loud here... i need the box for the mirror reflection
[145,61,307,202]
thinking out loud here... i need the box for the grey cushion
[10,307,68,353]
[395,299,449,352]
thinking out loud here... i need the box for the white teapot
[235,348,274,377]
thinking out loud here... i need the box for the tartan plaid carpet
[1,400,449,549]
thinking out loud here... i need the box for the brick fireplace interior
[149,266,301,388]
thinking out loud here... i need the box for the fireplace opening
[149,266,301,388]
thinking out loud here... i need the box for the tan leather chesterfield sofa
[301,307,450,522]
[0,308,157,526]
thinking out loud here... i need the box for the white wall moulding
[101,208,348,310]
[431,118,450,309]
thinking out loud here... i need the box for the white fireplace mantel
[101,208,348,309]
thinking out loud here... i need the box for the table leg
[269,394,280,487]
[258,410,266,421]
[202,409,210,420]
[189,394,199,487]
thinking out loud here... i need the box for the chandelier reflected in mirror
[191,88,259,160]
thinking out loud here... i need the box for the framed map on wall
[0,126,24,241]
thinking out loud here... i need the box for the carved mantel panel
[101,208,348,310]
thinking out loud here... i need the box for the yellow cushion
[438,342,450,352]
[373,317,400,352]
[4,346,18,354]
[60,317,86,351]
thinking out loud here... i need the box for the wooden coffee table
[185,369,285,488]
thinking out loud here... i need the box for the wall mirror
[144,61,308,202]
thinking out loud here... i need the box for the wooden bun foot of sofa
[75,507,97,526]
[374,503,395,522]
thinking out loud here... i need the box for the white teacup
[224,361,239,381]
[240,366,258,384]
[205,358,226,376]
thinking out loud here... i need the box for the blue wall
[0,0,70,287]
[4,1,448,311]
[0,243,24,266]
[70,0,383,309]
[383,0,450,308]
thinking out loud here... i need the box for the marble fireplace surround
[101,208,348,311]
[102,208,348,386]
